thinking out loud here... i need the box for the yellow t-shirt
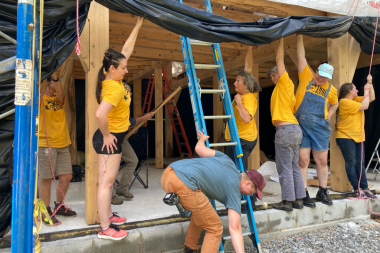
[39,95,71,148]
[101,79,131,133]
[270,71,298,125]
[295,66,338,119]
[336,97,365,143]
[225,92,258,142]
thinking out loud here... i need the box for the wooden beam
[127,61,169,83]
[213,74,224,152]
[155,66,164,168]
[133,79,142,118]
[327,33,352,193]
[348,35,362,82]
[85,2,109,225]
[164,63,174,158]
[78,19,90,73]
[248,64,260,171]
[60,58,78,165]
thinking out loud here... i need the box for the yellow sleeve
[102,84,124,107]
[328,86,338,105]
[298,66,314,87]
[355,96,364,103]
[243,93,257,118]
[339,99,361,115]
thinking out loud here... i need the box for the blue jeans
[336,138,368,190]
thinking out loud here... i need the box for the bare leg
[39,178,52,207]
[298,148,311,188]
[97,153,122,228]
[312,150,329,188]
[56,173,73,202]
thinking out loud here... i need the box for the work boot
[184,246,199,253]
[111,196,124,205]
[54,201,77,217]
[292,199,304,209]
[117,190,134,199]
[273,200,293,212]
[316,186,333,205]
[302,189,316,208]
[42,206,61,226]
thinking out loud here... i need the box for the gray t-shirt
[171,150,242,214]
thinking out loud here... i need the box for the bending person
[268,38,305,212]
[336,75,377,199]
[295,35,338,206]
[225,45,261,205]
[93,17,143,240]
[161,131,266,253]
[111,84,153,205]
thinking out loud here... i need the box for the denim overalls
[295,80,332,151]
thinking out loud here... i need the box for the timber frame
[57,1,379,224]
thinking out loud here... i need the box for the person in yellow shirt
[295,35,339,207]
[93,17,144,241]
[267,38,305,212]
[38,71,77,226]
[225,45,261,206]
[336,75,377,199]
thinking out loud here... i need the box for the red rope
[75,0,81,55]
[346,0,358,17]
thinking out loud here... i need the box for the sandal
[42,206,61,226]
[363,189,378,200]
[354,189,367,199]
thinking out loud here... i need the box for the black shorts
[92,129,127,154]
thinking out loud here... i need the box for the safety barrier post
[11,0,34,252]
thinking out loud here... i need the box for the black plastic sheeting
[96,0,380,55]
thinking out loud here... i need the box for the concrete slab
[345,199,369,218]
[322,200,346,222]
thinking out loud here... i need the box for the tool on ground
[177,0,261,251]
[142,68,193,158]
[163,192,192,218]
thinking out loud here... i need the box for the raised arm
[367,74,376,102]
[121,17,144,61]
[194,130,215,158]
[296,34,308,74]
[244,46,253,74]
[359,83,371,111]
[52,72,65,105]
[276,38,285,77]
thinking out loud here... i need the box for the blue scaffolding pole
[11,0,35,252]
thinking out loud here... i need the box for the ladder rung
[200,89,225,94]
[204,115,231,120]
[180,152,189,155]
[174,133,183,135]
[189,40,214,46]
[0,56,16,75]
[216,200,247,208]
[194,64,220,70]
[144,103,149,105]
[179,143,186,145]
[209,142,237,148]
[173,123,180,125]
[223,232,251,242]
[0,31,17,45]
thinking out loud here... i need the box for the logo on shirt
[123,84,130,101]
[44,99,63,111]
[308,84,327,97]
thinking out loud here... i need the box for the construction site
[1,0,380,252]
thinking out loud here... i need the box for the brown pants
[161,167,223,253]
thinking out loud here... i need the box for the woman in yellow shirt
[225,46,261,203]
[336,75,377,199]
[92,17,143,240]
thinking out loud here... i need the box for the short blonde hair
[237,71,261,93]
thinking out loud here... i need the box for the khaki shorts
[38,147,72,179]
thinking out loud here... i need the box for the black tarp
[1,0,380,238]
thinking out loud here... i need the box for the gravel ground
[229,219,380,253]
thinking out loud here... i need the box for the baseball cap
[246,170,266,201]
[317,63,334,79]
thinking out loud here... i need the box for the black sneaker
[292,199,304,209]
[303,190,316,208]
[316,186,333,205]
[273,200,293,212]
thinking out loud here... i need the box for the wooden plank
[85,2,109,225]
[213,74,224,152]
[260,150,269,165]
[357,53,380,69]
[60,58,78,165]
[328,33,352,193]
[164,63,174,158]
[133,79,142,118]
[127,61,169,82]
[155,66,164,168]
[248,64,261,171]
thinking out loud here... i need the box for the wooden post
[213,74,224,152]
[84,2,109,224]
[155,66,164,168]
[164,62,173,158]
[133,79,142,118]
[328,33,360,192]
[60,58,78,165]
[248,64,261,171]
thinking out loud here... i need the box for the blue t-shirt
[171,151,242,214]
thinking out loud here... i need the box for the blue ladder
[177,1,261,252]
